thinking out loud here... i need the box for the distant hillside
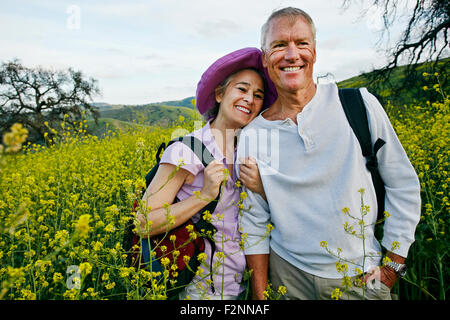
[85,118,144,138]
[92,97,195,112]
[98,104,199,127]
[86,98,200,138]
[153,97,195,109]
[91,102,126,111]
[337,57,449,106]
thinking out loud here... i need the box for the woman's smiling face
[215,69,265,128]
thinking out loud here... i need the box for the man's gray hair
[260,7,316,51]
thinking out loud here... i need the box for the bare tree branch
[342,0,449,70]
[340,0,449,105]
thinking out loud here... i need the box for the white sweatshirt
[236,83,421,279]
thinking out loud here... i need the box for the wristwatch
[386,261,407,277]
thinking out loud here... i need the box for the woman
[136,47,276,300]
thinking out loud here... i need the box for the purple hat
[196,47,277,115]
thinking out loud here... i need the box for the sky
[0,0,410,105]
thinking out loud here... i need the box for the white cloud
[0,0,404,104]
[194,19,241,38]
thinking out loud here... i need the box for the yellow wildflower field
[0,80,448,300]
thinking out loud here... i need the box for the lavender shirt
[160,121,246,296]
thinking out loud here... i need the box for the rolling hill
[87,58,448,138]
[337,57,449,106]
[85,118,144,137]
[86,103,201,137]
[98,104,198,126]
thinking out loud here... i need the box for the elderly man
[237,7,421,300]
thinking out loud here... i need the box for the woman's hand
[200,160,226,199]
[239,156,266,200]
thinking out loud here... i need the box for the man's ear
[313,45,317,64]
[261,48,268,68]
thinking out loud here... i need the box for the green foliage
[385,74,449,300]
[337,57,449,107]
[98,104,199,127]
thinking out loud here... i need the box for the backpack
[122,135,219,299]
[338,88,386,240]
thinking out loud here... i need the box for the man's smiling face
[262,16,316,94]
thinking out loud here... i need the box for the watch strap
[386,261,407,276]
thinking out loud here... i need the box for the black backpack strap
[155,142,167,163]
[144,141,169,188]
[169,135,221,221]
[338,88,372,156]
[168,136,215,168]
[338,88,386,221]
[166,135,220,293]
[148,136,214,187]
